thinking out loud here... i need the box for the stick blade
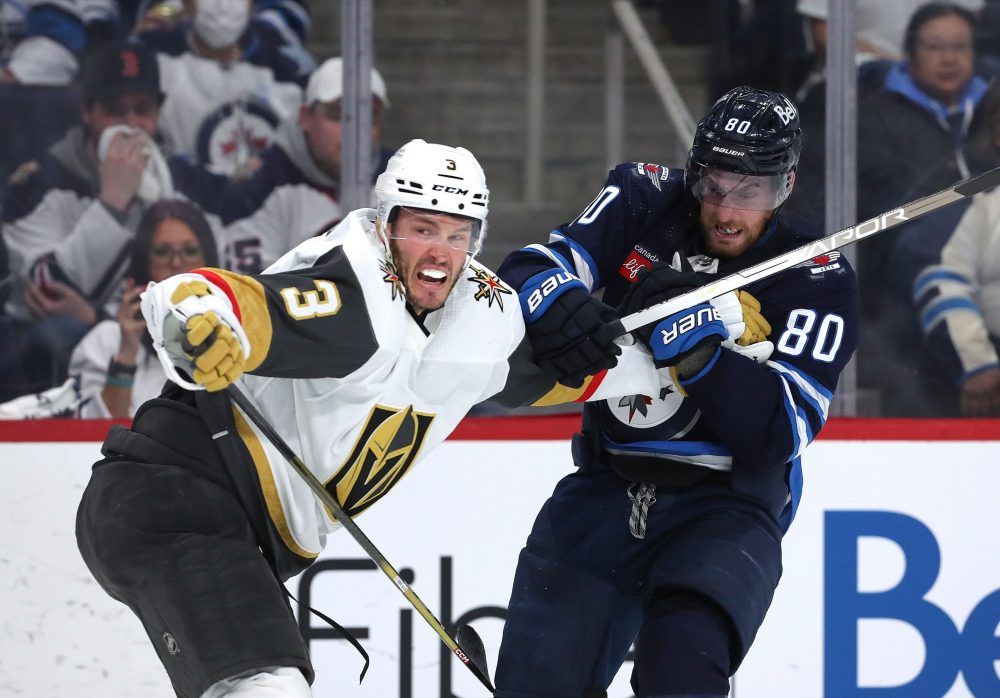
[456,624,494,693]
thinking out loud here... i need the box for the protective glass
[386,207,484,255]
[687,161,793,211]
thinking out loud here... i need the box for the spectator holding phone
[69,199,217,418]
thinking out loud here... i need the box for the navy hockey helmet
[686,86,803,211]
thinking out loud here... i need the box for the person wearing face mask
[206,57,393,274]
[0,39,215,400]
[138,0,310,176]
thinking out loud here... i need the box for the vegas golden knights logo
[325,404,434,518]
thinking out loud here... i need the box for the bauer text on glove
[519,268,622,388]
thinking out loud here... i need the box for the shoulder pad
[629,161,671,187]
[612,161,685,195]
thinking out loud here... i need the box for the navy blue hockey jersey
[498,163,860,528]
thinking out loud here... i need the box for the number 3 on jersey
[776,309,844,362]
[280,280,342,320]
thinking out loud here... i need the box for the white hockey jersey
[143,209,661,562]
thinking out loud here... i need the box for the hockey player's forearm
[681,349,807,469]
[496,247,567,292]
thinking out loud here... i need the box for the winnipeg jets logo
[467,266,513,311]
[618,386,674,422]
[608,384,684,427]
[380,259,405,300]
[198,99,280,176]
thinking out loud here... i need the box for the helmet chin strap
[374,215,396,264]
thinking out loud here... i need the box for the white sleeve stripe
[549,232,599,290]
[767,360,831,421]
[776,374,811,459]
[568,248,595,290]
[524,243,571,273]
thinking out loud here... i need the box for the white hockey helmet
[375,139,490,259]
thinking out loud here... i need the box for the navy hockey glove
[645,304,727,369]
[619,262,725,374]
[520,268,623,388]
[618,262,708,346]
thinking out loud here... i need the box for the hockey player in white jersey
[75,139,678,697]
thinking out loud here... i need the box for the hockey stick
[227,384,495,693]
[618,165,1000,333]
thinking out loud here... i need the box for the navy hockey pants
[494,463,782,697]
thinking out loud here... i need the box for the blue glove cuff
[519,268,587,323]
[649,303,727,364]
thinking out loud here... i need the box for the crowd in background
[1,0,999,419]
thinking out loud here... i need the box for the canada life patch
[619,249,654,282]
[795,250,842,274]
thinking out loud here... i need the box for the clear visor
[687,161,793,211]
[385,206,484,256]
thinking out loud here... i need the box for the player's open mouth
[416,268,447,286]
[715,225,741,238]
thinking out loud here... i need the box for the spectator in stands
[782,0,982,230]
[0,1,88,192]
[857,3,988,221]
[0,0,86,86]
[138,0,310,175]
[913,182,1000,417]
[796,0,984,64]
[854,3,991,415]
[69,199,217,418]
[0,39,212,399]
[712,0,808,98]
[897,83,1000,416]
[208,57,392,273]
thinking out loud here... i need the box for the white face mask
[193,0,249,50]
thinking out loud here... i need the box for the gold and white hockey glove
[142,277,251,392]
[709,290,774,365]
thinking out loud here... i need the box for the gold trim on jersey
[531,376,595,406]
[232,406,319,560]
[324,404,435,521]
[207,269,274,371]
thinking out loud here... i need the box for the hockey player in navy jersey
[493,86,860,696]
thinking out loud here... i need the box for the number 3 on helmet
[374,138,491,263]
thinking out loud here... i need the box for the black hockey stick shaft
[619,165,1000,333]
[227,385,495,693]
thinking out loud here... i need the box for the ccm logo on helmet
[660,306,722,344]
[432,185,469,194]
